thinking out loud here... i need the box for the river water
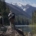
[15,25,32,32]
[0,25,32,32]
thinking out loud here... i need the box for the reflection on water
[15,25,32,32]
[0,25,32,32]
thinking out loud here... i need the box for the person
[8,12,15,36]
[8,12,25,36]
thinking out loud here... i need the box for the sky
[5,0,36,7]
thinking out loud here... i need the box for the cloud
[30,3,36,7]
[5,0,36,7]
[16,0,36,7]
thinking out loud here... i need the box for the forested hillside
[0,0,10,25]
[0,0,31,25]
[32,11,36,24]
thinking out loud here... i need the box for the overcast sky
[5,0,36,7]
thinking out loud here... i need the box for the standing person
[8,12,15,36]
[8,12,25,36]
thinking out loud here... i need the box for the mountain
[6,3,34,19]
[20,4,36,17]
[14,3,36,17]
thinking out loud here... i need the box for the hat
[8,12,15,19]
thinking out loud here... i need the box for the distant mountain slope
[20,4,36,17]
[6,3,33,19]
[14,3,36,17]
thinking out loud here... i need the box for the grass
[30,23,36,25]
[29,23,36,34]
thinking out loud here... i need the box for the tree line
[32,10,36,24]
[0,0,10,25]
[0,0,33,25]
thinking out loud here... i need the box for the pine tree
[22,19,25,25]
[33,11,36,23]
[0,0,10,25]
[32,11,36,24]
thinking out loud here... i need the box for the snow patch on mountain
[23,7,29,11]
[12,3,30,12]
[23,8,26,11]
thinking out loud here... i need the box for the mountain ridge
[6,2,36,19]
